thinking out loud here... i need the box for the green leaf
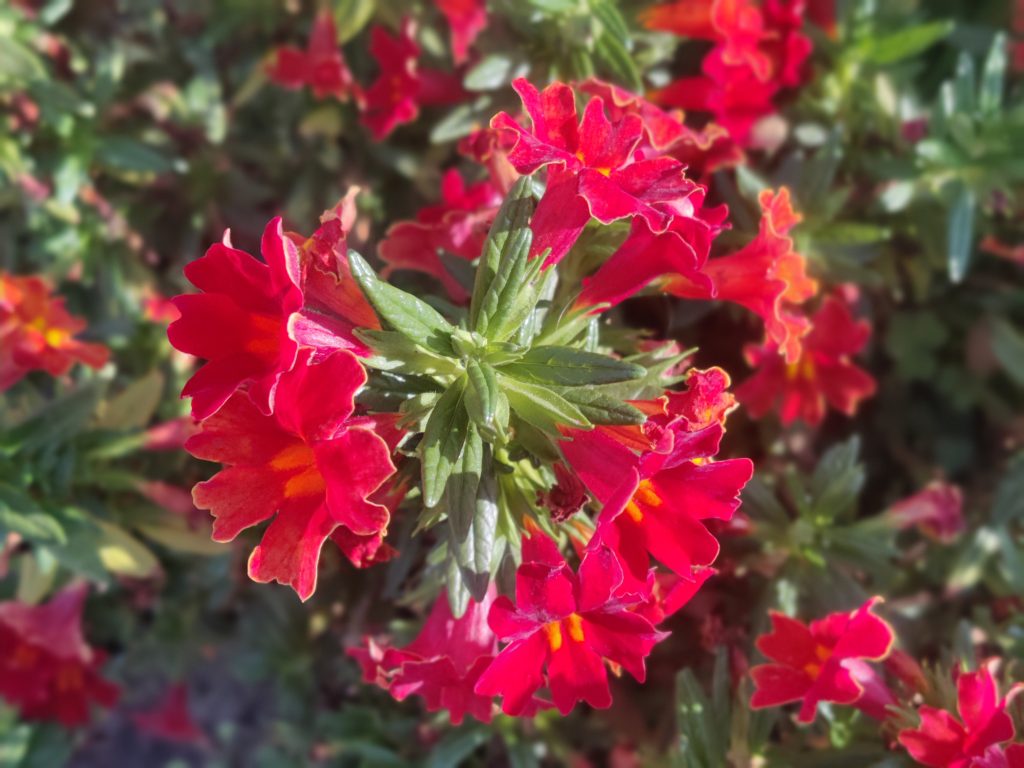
[332,0,376,42]
[946,182,976,283]
[445,424,483,542]
[445,548,471,618]
[349,251,456,356]
[96,137,176,175]
[991,318,1024,388]
[0,484,65,544]
[96,370,165,430]
[464,54,518,92]
[0,38,45,83]
[451,460,499,602]
[425,728,489,768]
[469,177,536,339]
[991,453,1024,526]
[421,378,469,508]
[860,20,953,66]
[500,374,591,433]
[808,438,864,524]
[465,360,501,434]
[952,52,976,115]
[555,388,645,425]
[501,345,645,387]
[356,329,460,376]
[979,33,1008,115]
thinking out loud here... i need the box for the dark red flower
[737,291,876,425]
[885,481,965,544]
[349,588,499,724]
[491,78,700,264]
[750,597,896,723]
[378,169,502,301]
[0,584,119,727]
[474,532,667,715]
[0,272,109,391]
[537,462,590,523]
[899,664,1024,768]
[361,18,466,139]
[267,10,360,101]
[436,0,487,64]
[187,351,396,600]
[132,684,208,746]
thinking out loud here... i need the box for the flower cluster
[267,13,466,139]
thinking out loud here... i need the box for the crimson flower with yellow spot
[491,77,701,265]
[737,290,876,425]
[187,350,396,601]
[474,531,667,715]
[750,597,896,723]
[0,584,119,727]
[0,272,109,391]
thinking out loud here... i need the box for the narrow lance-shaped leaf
[452,458,499,602]
[421,377,470,508]
[947,181,975,284]
[500,345,645,387]
[465,360,500,433]
[446,424,484,543]
[979,32,1008,116]
[469,177,535,337]
[348,250,456,356]
[499,374,591,433]
[555,387,645,425]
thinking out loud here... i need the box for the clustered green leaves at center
[348,177,647,613]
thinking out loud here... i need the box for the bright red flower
[474,532,667,715]
[458,126,520,193]
[187,350,396,600]
[361,18,466,140]
[0,584,119,726]
[645,0,813,144]
[898,664,1024,768]
[491,78,700,264]
[885,481,965,544]
[564,418,753,596]
[0,272,109,391]
[750,597,896,723]
[169,219,303,420]
[132,684,208,746]
[349,588,499,724]
[436,0,487,64]
[737,291,876,425]
[267,10,360,101]
[378,169,502,301]
[669,187,817,363]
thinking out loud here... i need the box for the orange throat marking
[544,613,586,652]
[271,443,326,498]
[625,479,662,523]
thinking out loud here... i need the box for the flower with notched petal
[267,10,360,101]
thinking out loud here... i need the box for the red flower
[361,18,466,139]
[187,351,396,600]
[645,0,813,144]
[564,417,753,596]
[668,187,817,363]
[737,291,876,425]
[491,78,699,264]
[267,10,360,101]
[750,597,896,723]
[898,664,1024,768]
[436,0,487,64]
[0,272,109,391]
[349,588,499,724]
[537,462,590,523]
[474,532,667,715]
[378,169,502,301]
[169,219,303,420]
[132,684,208,746]
[0,584,119,727]
[458,126,520,192]
[885,481,965,544]
[976,744,1024,768]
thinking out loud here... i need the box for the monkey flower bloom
[750,597,896,723]
[349,588,499,725]
[885,481,966,544]
[267,10,360,101]
[436,0,487,64]
[187,351,396,600]
[378,169,502,301]
[737,291,876,425]
[169,219,303,420]
[132,684,208,746]
[361,18,466,139]
[977,745,1024,768]
[475,533,667,715]
[898,664,1024,768]
[0,584,119,726]
[0,272,109,391]
[491,78,699,264]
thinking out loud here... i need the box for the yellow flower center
[624,480,662,523]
